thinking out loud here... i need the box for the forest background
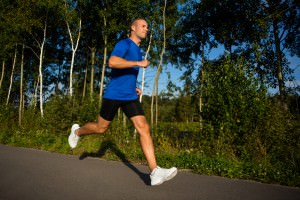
[0,0,299,187]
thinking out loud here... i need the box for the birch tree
[36,22,47,117]
[19,43,24,126]
[99,14,107,104]
[82,51,88,99]
[6,46,17,106]
[65,1,82,97]
[89,47,95,99]
[151,0,167,126]
[27,0,61,117]
[77,0,106,100]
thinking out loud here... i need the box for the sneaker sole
[165,169,177,181]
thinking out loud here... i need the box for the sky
[138,47,300,96]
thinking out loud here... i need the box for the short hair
[130,18,146,31]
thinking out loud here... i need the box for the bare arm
[108,55,150,69]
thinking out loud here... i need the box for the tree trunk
[38,23,47,117]
[33,77,39,109]
[199,39,205,127]
[123,113,127,128]
[6,45,17,106]
[99,43,107,104]
[155,78,159,125]
[82,47,90,100]
[69,48,76,97]
[117,109,127,128]
[90,47,95,99]
[99,15,107,105]
[0,61,4,89]
[66,17,82,97]
[19,43,24,126]
[273,19,285,105]
[83,61,88,100]
[151,89,154,126]
[151,0,167,126]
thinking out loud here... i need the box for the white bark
[6,46,17,106]
[99,42,107,104]
[99,15,108,104]
[38,22,47,117]
[90,47,95,98]
[66,16,81,97]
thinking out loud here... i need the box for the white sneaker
[68,124,80,149]
[150,166,177,186]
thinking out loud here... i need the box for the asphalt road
[0,144,299,200]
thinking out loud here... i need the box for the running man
[68,18,177,186]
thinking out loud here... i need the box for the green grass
[0,98,299,187]
[1,125,299,187]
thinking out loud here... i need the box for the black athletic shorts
[100,98,145,121]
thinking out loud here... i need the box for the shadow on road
[79,139,150,185]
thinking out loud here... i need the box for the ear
[131,24,136,32]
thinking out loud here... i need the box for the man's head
[130,19,148,41]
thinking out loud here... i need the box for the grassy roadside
[1,123,299,188]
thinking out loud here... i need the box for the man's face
[132,19,148,39]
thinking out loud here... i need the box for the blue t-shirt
[103,38,142,100]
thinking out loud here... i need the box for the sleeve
[110,39,130,58]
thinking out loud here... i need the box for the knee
[135,121,150,134]
[95,116,110,134]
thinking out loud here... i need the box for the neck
[129,35,141,46]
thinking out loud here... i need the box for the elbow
[108,56,118,69]
[108,58,114,68]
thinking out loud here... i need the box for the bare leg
[77,115,111,136]
[130,115,157,172]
